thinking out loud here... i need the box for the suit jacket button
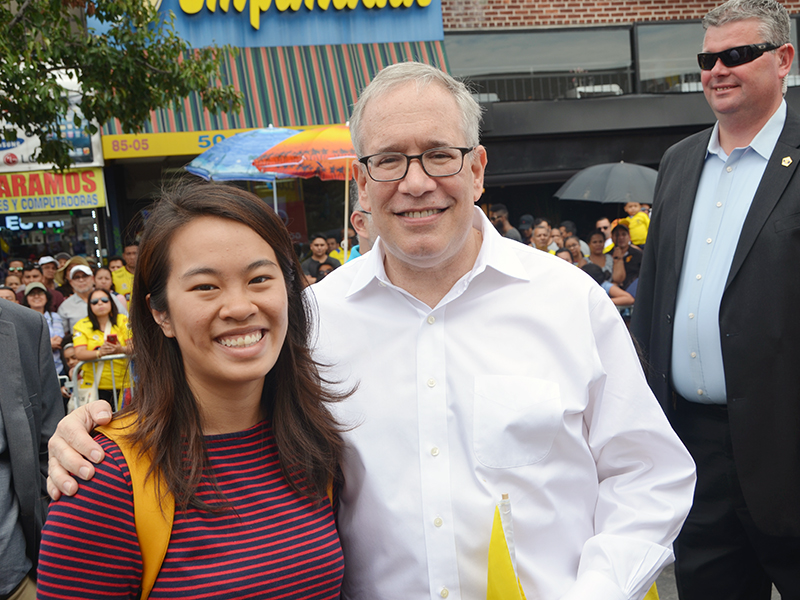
[666,314,672,323]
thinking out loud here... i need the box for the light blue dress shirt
[671,101,786,404]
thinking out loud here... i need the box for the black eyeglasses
[90,297,110,305]
[359,147,474,182]
[697,43,780,70]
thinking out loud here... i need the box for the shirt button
[689,313,694,319]
[697,389,704,395]
[691,352,697,358]
[696,274,702,280]
[440,589,449,598]
[716,202,722,207]
[427,378,436,388]
[726,166,733,172]
[431,447,440,456]
[427,315,436,324]
[434,517,443,527]
[706,238,712,244]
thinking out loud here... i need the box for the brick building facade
[442,0,800,28]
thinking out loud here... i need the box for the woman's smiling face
[152,217,289,400]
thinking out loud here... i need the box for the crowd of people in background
[0,243,139,411]
[299,196,375,284]
[293,198,651,302]
[488,201,651,312]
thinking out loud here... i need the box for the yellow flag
[643,583,660,600]
[487,500,526,600]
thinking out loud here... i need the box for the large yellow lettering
[179,0,204,13]
[180,0,430,24]
[250,0,271,28]
[275,0,304,9]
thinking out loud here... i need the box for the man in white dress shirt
[47,63,695,600]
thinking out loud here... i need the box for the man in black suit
[0,300,64,598]
[631,0,800,598]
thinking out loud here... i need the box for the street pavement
[655,562,780,600]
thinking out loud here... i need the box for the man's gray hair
[703,0,791,45]
[704,0,792,94]
[349,62,483,157]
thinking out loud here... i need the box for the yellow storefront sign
[102,129,254,159]
[0,168,106,214]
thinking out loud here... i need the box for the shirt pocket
[473,375,562,469]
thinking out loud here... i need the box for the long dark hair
[87,288,120,331]
[122,181,346,511]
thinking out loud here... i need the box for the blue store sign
[160,0,442,47]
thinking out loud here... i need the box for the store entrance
[1,209,105,265]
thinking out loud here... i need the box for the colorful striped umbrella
[185,127,300,183]
[253,124,357,251]
[252,124,356,182]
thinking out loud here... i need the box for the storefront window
[637,20,799,93]
[445,29,633,102]
[1,209,104,265]
[1,168,108,267]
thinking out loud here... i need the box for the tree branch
[8,0,35,30]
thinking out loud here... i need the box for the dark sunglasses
[697,43,780,70]
[90,297,111,305]
[8,267,23,272]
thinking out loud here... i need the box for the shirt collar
[707,99,787,160]
[345,206,530,299]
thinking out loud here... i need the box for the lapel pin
[782,156,792,167]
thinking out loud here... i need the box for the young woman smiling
[38,183,346,599]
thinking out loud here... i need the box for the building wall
[441,0,800,29]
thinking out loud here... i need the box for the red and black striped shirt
[38,420,344,599]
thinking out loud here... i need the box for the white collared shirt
[310,207,695,600]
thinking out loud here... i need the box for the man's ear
[353,160,371,213]
[470,145,488,204]
[147,294,174,338]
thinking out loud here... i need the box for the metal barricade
[70,354,132,412]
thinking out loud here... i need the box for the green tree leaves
[0,0,241,168]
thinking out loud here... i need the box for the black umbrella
[554,162,658,204]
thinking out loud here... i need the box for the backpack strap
[96,414,174,600]
[96,415,332,599]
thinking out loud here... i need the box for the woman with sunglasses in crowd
[38,182,345,599]
[71,287,132,406]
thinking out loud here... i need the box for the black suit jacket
[631,107,800,537]
[0,300,64,568]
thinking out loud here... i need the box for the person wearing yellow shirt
[73,288,132,407]
[112,243,137,301]
[619,201,650,247]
